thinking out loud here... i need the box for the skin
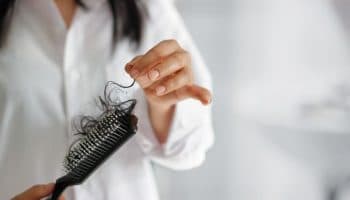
[54,0,77,28]
[11,183,65,200]
[125,40,212,143]
[13,0,212,197]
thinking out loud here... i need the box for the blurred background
[155,0,236,199]
[155,0,350,200]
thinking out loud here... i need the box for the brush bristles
[64,111,134,179]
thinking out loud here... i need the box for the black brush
[47,81,137,200]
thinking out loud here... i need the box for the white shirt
[0,0,214,199]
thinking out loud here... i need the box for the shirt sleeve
[132,0,214,170]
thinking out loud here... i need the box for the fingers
[136,51,190,88]
[124,39,212,107]
[147,84,212,106]
[148,69,190,96]
[26,183,54,199]
[175,85,212,105]
[12,183,55,200]
[127,40,181,78]
[125,55,143,73]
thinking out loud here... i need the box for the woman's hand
[11,183,64,200]
[125,39,212,143]
[125,40,211,109]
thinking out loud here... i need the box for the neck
[54,0,77,28]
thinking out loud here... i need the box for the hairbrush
[47,81,138,200]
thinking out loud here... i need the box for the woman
[0,0,214,199]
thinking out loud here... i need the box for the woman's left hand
[125,39,212,110]
[11,183,65,200]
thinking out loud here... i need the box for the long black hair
[0,0,146,48]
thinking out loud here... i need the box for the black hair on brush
[72,80,136,138]
[48,80,138,200]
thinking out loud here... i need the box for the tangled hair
[63,80,137,172]
[63,81,137,173]
[0,0,146,48]
[74,80,137,137]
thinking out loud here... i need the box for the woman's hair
[0,0,146,48]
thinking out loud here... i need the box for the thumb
[19,183,55,200]
[175,84,212,105]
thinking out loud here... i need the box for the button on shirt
[0,0,214,199]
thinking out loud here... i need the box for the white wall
[154,1,350,200]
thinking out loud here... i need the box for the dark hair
[0,0,146,48]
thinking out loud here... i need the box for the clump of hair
[74,81,136,137]
[64,81,137,172]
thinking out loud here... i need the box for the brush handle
[46,175,75,200]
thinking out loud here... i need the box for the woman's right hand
[11,183,65,200]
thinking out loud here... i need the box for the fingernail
[156,86,166,96]
[148,69,160,81]
[130,69,139,78]
[125,64,133,72]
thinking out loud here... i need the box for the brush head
[63,100,138,184]
[48,81,138,200]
